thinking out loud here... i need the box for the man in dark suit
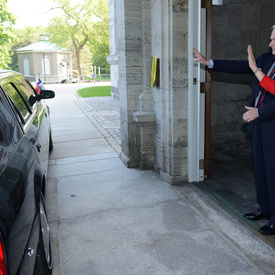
[192,25,275,235]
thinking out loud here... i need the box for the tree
[88,0,110,73]
[0,0,15,69]
[47,0,109,77]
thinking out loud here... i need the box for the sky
[7,0,63,28]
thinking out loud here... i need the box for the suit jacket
[213,52,275,148]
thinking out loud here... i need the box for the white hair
[272,25,275,30]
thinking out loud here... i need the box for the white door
[188,0,207,182]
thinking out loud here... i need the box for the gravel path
[78,96,121,145]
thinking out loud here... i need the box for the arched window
[42,55,50,75]
[23,59,30,75]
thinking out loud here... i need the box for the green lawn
[77,86,111,97]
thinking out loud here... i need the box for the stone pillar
[115,0,144,168]
[132,0,155,170]
[112,0,157,169]
[157,0,189,185]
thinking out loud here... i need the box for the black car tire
[34,194,52,274]
[49,132,53,152]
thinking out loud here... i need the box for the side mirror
[29,90,55,106]
[39,90,55,99]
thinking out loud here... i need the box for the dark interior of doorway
[206,147,256,217]
[198,1,275,247]
[194,147,275,247]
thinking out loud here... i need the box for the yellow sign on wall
[151,56,157,87]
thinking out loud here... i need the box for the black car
[0,70,54,274]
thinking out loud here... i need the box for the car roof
[0,69,13,74]
[0,70,21,81]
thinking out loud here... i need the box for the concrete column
[158,0,189,185]
[132,0,155,170]
[116,0,143,168]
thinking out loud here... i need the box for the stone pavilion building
[16,35,73,83]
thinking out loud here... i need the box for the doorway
[198,0,275,245]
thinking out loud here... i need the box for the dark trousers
[253,120,275,223]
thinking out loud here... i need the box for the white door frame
[188,0,206,182]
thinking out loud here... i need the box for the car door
[0,78,45,274]
[0,86,24,237]
[11,75,51,173]
[0,84,40,274]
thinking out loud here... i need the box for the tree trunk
[75,49,83,78]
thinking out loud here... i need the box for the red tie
[257,64,275,107]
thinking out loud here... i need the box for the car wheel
[49,132,53,152]
[34,194,52,274]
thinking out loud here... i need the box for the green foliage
[77,86,111,97]
[88,2,110,73]
[47,0,110,75]
[0,0,16,69]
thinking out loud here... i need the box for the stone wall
[108,0,190,184]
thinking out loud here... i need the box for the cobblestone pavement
[77,96,121,145]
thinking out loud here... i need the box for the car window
[15,78,37,110]
[3,83,31,124]
[0,93,9,146]
[0,90,21,152]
